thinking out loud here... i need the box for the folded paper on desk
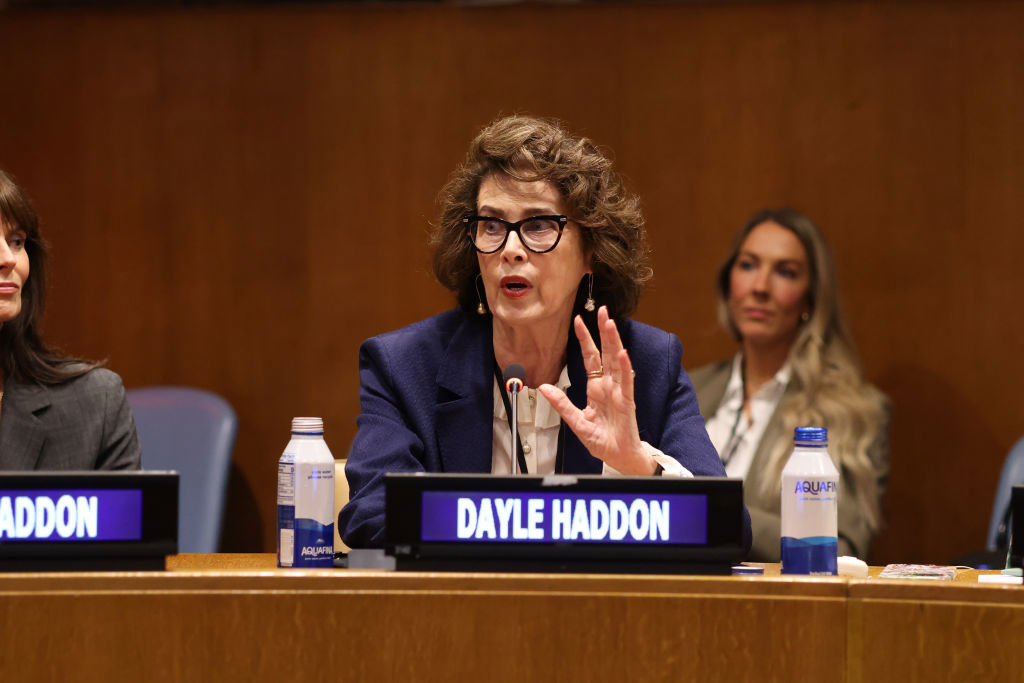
[978,574,1023,585]
[878,564,956,580]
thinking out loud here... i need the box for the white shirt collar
[722,353,791,406]
[706,353,792,479]
[493,366,571,429]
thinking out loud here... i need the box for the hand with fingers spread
[341,115,745,551]
[538,306,659,475]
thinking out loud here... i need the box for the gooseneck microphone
[503,364,526,475]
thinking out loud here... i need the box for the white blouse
[704,354,790,479]
[490,367,691,477]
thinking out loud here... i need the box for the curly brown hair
[432,115,652,317]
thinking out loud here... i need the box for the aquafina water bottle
[780,426,838,575]
[277,417,335,568]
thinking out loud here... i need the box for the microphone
[503,364,527,475]
[503,364,525,394]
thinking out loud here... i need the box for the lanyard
[720,401,748,469]
[720,361,750,470]
[493,363,565,475]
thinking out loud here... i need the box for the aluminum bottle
[277,417,335,568]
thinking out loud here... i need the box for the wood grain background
[1,565,851,681]
[0,2,1020,563]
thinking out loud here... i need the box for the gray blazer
[690,359,890,561]
[0,368,142,471]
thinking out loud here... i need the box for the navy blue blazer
[340,309,745,549]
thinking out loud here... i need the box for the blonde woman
[690,209,889,561]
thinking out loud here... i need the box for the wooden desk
[847,576,1024,680]
[0,555,1020,681]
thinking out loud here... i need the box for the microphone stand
[502,363,526,477]
[509,381,520,475]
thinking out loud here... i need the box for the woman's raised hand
[538,306,658,475]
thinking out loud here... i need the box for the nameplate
[0,472,178,572]
[385,473,744,574]
[0,489,143,542]
[421,491,707,545]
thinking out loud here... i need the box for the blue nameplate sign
[0,489,143,542]
[0,472,177,572]
[385,474,744,574]
[421,491,707,545]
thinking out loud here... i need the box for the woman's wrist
[624,449,659,476]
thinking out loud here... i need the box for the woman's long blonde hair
[716,208,887,532]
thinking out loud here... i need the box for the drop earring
[584,273,596,312]
[475,274,487,315]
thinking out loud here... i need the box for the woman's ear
[584,245,595,269]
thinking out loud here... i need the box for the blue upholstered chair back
[128,387,237,553]
[987,436,1024,551]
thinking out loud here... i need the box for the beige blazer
[690,359,890,561]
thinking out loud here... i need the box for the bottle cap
[794,426,827,443]
[291,417,324,434]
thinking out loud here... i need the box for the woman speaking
[690,209,889,561]
[0,170,141,470]
[340,115,741,549]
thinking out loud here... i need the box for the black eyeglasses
[463,214,569,254]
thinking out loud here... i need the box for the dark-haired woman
[340,115,749,549]
[0,170,141,470]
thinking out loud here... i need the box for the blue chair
[987,436,1024,551]
[127,387,237,554]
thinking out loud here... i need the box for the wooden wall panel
[0,2,1020,561]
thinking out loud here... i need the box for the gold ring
[586,369,603,379]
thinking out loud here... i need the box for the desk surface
[1,554,1021,681]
